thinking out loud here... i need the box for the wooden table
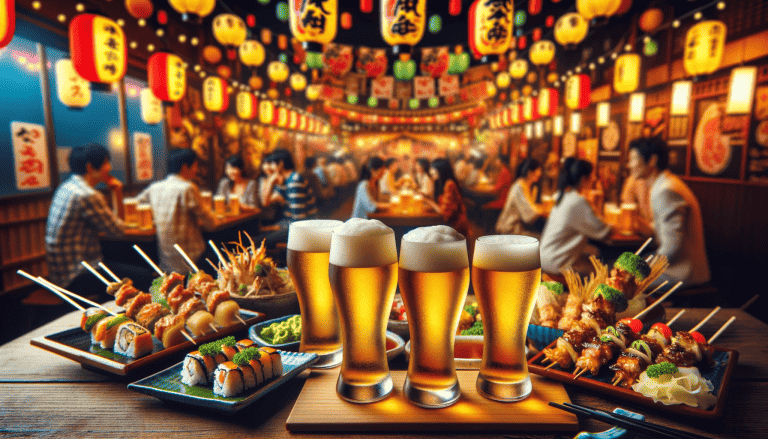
[115,211,263,242]
[367,202,443,229]
[1,307,765,438]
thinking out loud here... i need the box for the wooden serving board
[286,369,579,433]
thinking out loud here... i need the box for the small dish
[228,269,299,318]
[385,330,405,361]
[127,350,318,412]
[249,314,301,351]
[387,319,410,341]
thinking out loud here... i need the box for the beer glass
[123,198,138,227]
[229,196,240,216]
[620,203,637,234]
[137,204,153,230]
[213,195,226,217]
[472,235,541,402]
[329,218,398,403]
[398,226,469,408]
[287,220,343,369]
[200,191,213,210]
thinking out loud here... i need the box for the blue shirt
[313,166,328,186]
[351,180,377,219]
[276,171,317,221]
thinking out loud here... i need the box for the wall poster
[748,85,768,183]
[691,98,743,180]
[132,132,153,182]
[11,121,50,191]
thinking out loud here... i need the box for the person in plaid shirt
[136,149,218,273]
[45,144,127,298]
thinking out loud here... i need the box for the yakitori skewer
[98,262,122,283]
[633,281,682,321]
[23,273,118,316]
[174,244,200,274]
[645,280,669,298]
[666,309,686,327]
[209,240,228,270]
[17,270,85,312]
[690,306,721,333]
[635,237,652,256]
[707,316,735,344]
[133,244,164,276]
[81,261,110,286]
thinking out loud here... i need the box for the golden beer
[138,205,153,230]
[228,196,240,216]
[473,235,540,401]
[329,219,398,403]
[123,198,138,227]
[213,195,226,217]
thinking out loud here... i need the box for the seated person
[303,156,334,204]
[136,149,218,273]
[540,158,613,277]
[216,154,259,211]
[414,158,434,199]
[351,156,389,219]
[627,137,710,286]
[495,158,545,237]
[483,154,513,209]
[425,158,470,238]
[378,158,399,198]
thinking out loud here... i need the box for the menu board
[748,85,768,183]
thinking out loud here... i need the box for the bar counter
[1,307,765,438]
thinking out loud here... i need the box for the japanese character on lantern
[290,0,337,68]
[69,14,127,83]
[55,59,91,108]
[684,21,726,77]
[381,0,426,53]
[148,52,186,102]
[468,0,513,61]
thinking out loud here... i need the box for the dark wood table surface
[113,211,263,242]
[1,307,765,438]
[367,202,444,228]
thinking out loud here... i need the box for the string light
[178,34,187,43]
[190,37,199,46]
[156,29,164,37]
[717,2,726,10]
[694,11,703,20]
[75,3,85,12]
[194,64,201,72]
[32,1,41,10]
[57,14,66,22]
[147,44,155,52]
[117,19,125,27]
[129,41,138,49]
[673,20,680,28]
[138,19,146,27]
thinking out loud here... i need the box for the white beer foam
[400,226,468,272]
[473,235,541,272]
[287,219,343,252]
[329,218,397,267]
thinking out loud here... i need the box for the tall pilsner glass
[472,235,541,402]
[329,218,398,403]
[399,226,469,408]
[287,220,343,369]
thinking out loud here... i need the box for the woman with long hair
[351,156,389,219]
[426,158,469,238]
[414,157,434,199]
[495,158,545,236]
[216,155,260,212]
[540,158,613,276]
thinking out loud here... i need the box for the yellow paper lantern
[202,45,222,64]
[289,73,307,91]
[596,101,610,127]
[277,106,289,128]
[167,0,215,18]
[249,75,263,90]
[553,115,564,135]
[537,87,558,117]
[639,8,664,33]
[289,0,338,47]
[670,80,692,116]
[267,61,289,82]
[299,114,307,131]
[468,0,514,58]
[628,92,645,122]
[140,89,163,124]
[565,74,591,110]
[236,91,257,120]
[523,96,538,121]
[570,112,581,133]
[55,59,91,108]
[212,14,247,47]
[496,72,511,88]
[380,0,426,50]
[202,76,229,112]
[305,84,322,100]
[576,0,622,21]
[259,99,274,124]
[554,13,589,49]
[725,66,757,115]
[529,40,555,66]
[239,40,265,67]
[684,21,726,77]
[509,59,528,79]
[289,110,299,130]
[69,14,127,83]
[614,53,640,94]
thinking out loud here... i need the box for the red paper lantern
[360,0,372,13]
[202,76,229,113]
[565,74,591,110]
[533,28,542,42]
[246,14,256,27]
[236,91,258,120]
[449,0,461,16]
[156,9,168,25]
[125,0,153,20]
[517,36,527,50]
[148,52,186,102]
[537,87,559,117]
[341,12,352,30]
[545,15,555,27]
[69,14,127,83]
[1,0,15,49]
[523,96,539,121]
[529,0,542,15]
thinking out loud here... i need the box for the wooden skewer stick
[666,309,686,327]
[36,277,117,316]
[174,244,199,273]
[209,323,219,333]
[690,306,721,333]
[235,314,247,325]
[707,316,735,345]
[98,262,122,283]
[208,240,228,269]
[545,362,558,370]
[646,280,669,297]
[17,271,85,311]
[182,330,197,345]
[612,376,623,386]
[574,368,589,380]
[133,245,164,276]
[81,261,110,286]
[635,237,652,255]
[633,281,683,320]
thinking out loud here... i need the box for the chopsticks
[549,402,712,439]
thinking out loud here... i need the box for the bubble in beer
[473,235,540,272]
[330,218,396,268]
[400,226,468,272]
[287,219,342,252]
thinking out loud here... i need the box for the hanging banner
[420,46,449,78]
[459,81,490,102]
[11,121,50,190]
[356,46,388,78]
[371,76,394,99]
[323,43,353,77]
[438,75,460,96]
[321,84,345,101]
[413,76,435,99]
[132,132,153,182]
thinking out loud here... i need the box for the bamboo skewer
[133,245,164,276]
[236,314,247,325]
[666,309,686,327]
[81,261,110,286]
[209,240,228,270]
[574,368,588,379]
[35,276,117,316]
[98,262,122,283]
[646,280,669,297]
[174,244,199,273]
[17,271,85,311]
[690,307,721,333]
[633,281,683,320]
[708,316,736,344]
[635,237,652,255]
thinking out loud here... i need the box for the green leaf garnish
[105,314,129,331]
[646,362,679,378]
[541,281,564,295]
[233,347,262,366]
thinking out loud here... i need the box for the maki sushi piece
[113,322,154,358]
[181,350,218,386]
[213,362,244,397]
[80,308,109,344]
[93,314,131,349]
[259,347,283,378]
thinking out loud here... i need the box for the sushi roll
[93,314,130,349]
[231,353,256,390]
[80,308,109,344]
[259,347,283,378]
[235,339,256,351]
[213,362,244,397]
[234,347,266,387]
[113,322,154,358]
[218,336,239,360]
[181,351,217,386]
